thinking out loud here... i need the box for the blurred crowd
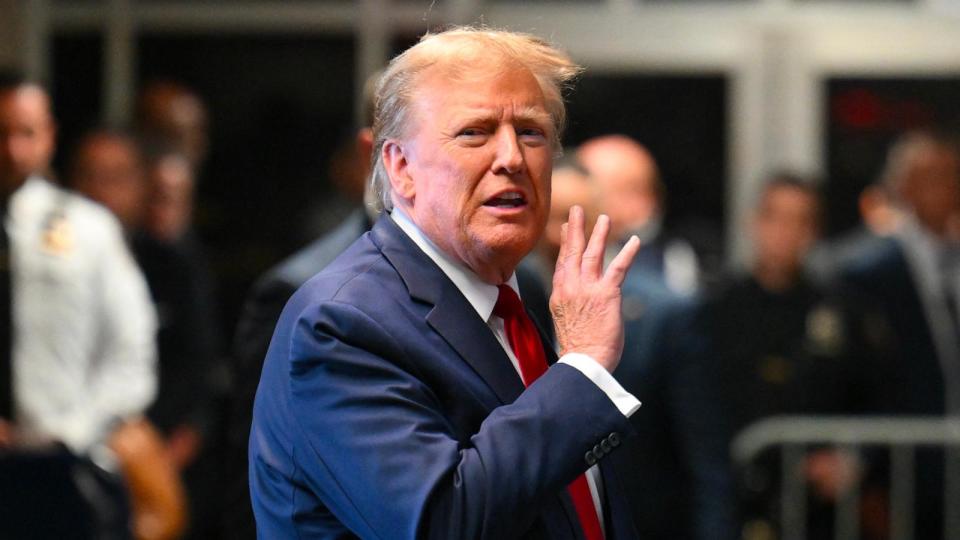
[1,66,959,540]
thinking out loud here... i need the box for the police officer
[702,173,886,539]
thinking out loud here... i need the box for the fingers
[581,214,609,279]
[562,205,585,280]
[555,207,635,288]
[552,222,568,292]
[603,235,641,287]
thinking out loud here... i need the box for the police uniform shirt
[7,176,157,453]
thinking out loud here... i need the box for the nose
[490,126,524,176]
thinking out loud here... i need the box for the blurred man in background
[136,80,209,172]
[842,131,960,415]
[0,77,161,539]
[298,128,376,242]
[577,135,700,295]
[518,145,734,540]
[142,146,197,244]
[703,174,885,539]
[611,266,736,540]
[579,150,734,540]
[70,128,223,539]
[524,155,601,291]
[135,80,225,539]
[840,130,960,539]
[135,144,224,540]
[807,181,902,282]
[68,128,148,233]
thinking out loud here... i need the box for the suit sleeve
[283,299,633,540]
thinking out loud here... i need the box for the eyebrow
[514,106,552,125]
[455,105,552,126]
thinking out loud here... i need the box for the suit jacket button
[608,432,621,447]
[585,451,597,466]
[600,439,612,454]
[593,444,604,457]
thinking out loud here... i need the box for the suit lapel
[371,216,526,404]
[426,293,526,404]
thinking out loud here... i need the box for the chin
[480,236,537,270]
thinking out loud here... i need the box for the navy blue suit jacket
[611,271,735,540]
[840,236,944,415]
[839,235,949,537]
[249,216,638,539]
[225,210,372,537]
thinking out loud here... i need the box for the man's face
[903,145,960,236]
[577,141,659,240]
[71,135,146,230]
[140,87,209,168]
[0,88,56,198]
[753,185,819,275]
[145,155,194,242]
[391,65,554,283]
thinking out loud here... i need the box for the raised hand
[550,205,640,373]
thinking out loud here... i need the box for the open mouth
[483,191,527,209]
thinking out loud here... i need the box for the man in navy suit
[611,271,736,540]
[840,130,960,538]
[576,135,701,296]
[249,28,644,538]
[842,131,960,417]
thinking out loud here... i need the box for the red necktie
[494,284,604,540]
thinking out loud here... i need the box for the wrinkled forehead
[407,60,550,123]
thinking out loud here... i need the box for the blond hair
[370,26,582,212]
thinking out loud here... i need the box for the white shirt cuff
[558,353,642,417]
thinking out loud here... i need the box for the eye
[457,127,485,137]
[456,127,488,146]
[517,127,547,145]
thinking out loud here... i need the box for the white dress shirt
[7,177,158,453]
[391,208,641,534]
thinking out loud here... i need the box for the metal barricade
[731,416,960,540]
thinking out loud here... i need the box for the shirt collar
[897,215,941,263]
[895,214,958,293]
[390,207,519,322]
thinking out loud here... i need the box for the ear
[382,139,416,203]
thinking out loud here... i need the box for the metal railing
[731,416,960,540]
